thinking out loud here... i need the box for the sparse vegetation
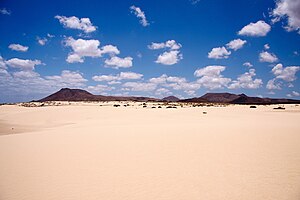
[273,106,285,110]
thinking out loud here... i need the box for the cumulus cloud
[8,44,29,52]
[208,47,231,59]
[155,50,182,65]
[64,37,120,63]
[226,39,247,51]
[228,69,263,89]
[238,20,271,37]
[0,56,7,69]
[0,69,88,102]
[100,45,120,55]
[194,66,231,89]
[65,37,101,63]
[45,70,87,86]
[130,5,149,27]
[5,58,42,71]
[271,0,300,34]
[122,82,157,92]
[0,8,11,15]
[36,34,54,46]
[291,91,300,96]
[149,40,183,65]
[264,44,270,50]
[259,51,279,63]
[86,84,114,94]
[266,63,300,91]
[148,74,199,95]
[93,71,143,82]
[55,15,97,33]
[105,56,133,69]
[155,88,172,96]
[37,37,47,46]
[148,40,181,50]
[271,63,300,82]
[266,78,282,90]
[243,62,253,67]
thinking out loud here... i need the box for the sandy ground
[0,102,300,200]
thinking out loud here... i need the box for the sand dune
[0,103,300,200]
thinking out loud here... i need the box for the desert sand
[0,102,300,200]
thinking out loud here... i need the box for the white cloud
[55,15,97,33]
[119,72,143,80]
[264,44,270,50]
[105,56,133,69]
[8,44,29,52]
[5,58,42,71]
[266,79,282,90]
[271,0,300,34]
[37,37,47,46]
[271,63,300,82]
[93,71,143,82]
[194,65,226,77]
[190,0,201,5]
[155,50,182,65]
[155,88,172,96]
[47,33,55,38]
[108,81,121,85]
[100,45,120,55]
[226,39,247,51]
[0,69,88,102]
[45,70,87,87]
[149,74,199,95]
[243,62,253,67]
[148,40,181,50]
[292,91,300,96]
[238,20,271,37]
[259,51,279,63]
[208,47,231,59]
[149,40,183,65]
[92,74,117,82]
[194,66,231,89]
[130,5,149,27]
[36,34,54,46]
[64,37,120,63]
[0,8,11,15]
[65,37,101,63]
[123,82,156,92]
[228,69,263,89]
[86,84,114,94]
[0,56,7,69]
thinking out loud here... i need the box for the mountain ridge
[38,88,300,104]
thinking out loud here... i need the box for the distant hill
[201,93,240,103]
[162,96,180,102]
[39,88,158,102]
[38,88,300,104]
[181,93,300,104]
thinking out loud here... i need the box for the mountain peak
[162,96,180,102]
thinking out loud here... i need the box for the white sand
[0,103,300,200]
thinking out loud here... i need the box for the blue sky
[0,0,300,102]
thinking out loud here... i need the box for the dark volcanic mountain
[39,88,98,101]
[162,96,180,102]
[181,93,300,104]
[39,88,158,102]
[201,92,240,103]
[38,88,300,104]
